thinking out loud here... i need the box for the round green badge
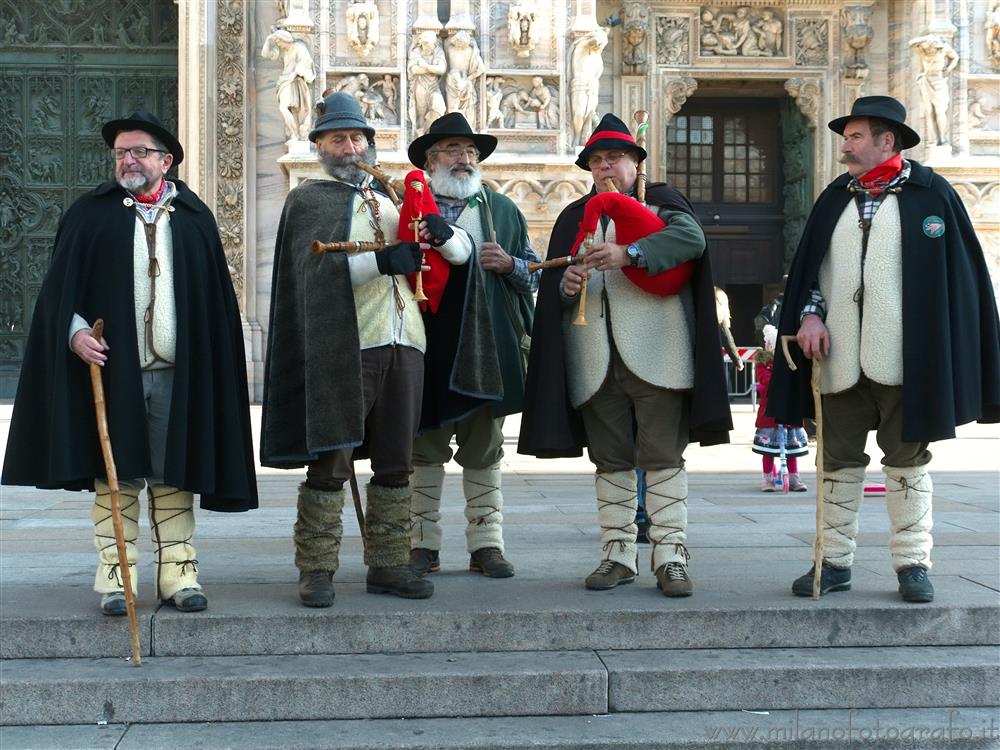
[922,216,945,238]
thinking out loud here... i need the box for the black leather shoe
[409,548,440,576]
[469,547,515,578]
[792,562,852,596]
[100,592,127,616]
[897,566,934,603]
[167,587,208,612]
[298,570,335,608]
[367,565,434,599]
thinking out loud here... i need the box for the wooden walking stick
[781,334,824,600]
[348,465,366,552]
[88,320,142,665]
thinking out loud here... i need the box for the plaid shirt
[799,160,912,322]
[435,194,540,293]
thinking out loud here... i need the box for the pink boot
[761,473,775,492]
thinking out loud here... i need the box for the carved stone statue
[732,7,763,57]
[842,5,874,79]
[569,26,609,147]
[408,30,447,135]
[444,29,485,126]
[261,27,316,141]
[969,88,996,130]
[987,0,1000,68]
[485,76,505,128]
[508,1,538,59]
[527,76,559,129]
[909,34,960,146]
[753,10,782,56]
[346,0,379,58]
[373,74,397,116]
[622,23,647,74]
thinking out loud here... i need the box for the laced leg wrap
[884,465,933,571]
[294,483,345,574]
[644,467,689,571]
[365,483,411,568]
[92,479,141,594]
[408,464,446,550]
[595,470,638,573]
[463,463,504,554]
[148,485,198,600]
[820,466,866,568]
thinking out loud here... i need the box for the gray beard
[319,146,377,183]
[117,172,152,193]
[428,163,482,200]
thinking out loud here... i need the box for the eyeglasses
[587,151,627,168]
[432,147,480,161]
[112,146,167,160]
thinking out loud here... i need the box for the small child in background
[753,325,809,492]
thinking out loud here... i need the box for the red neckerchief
[133,180,166,205]
[857,154,903,196]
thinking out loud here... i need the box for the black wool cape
[2,180,258,512]
[767,161,1000,442]
[517,183,733,458]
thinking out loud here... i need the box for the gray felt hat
[309,91,375,142]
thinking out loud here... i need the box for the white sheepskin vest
[132,212,176,369]
[819,196,904,394]
[563,218,695,407]
[351,190,425,352]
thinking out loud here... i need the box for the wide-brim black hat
[575,113,646,171]
[310,91,376,142]
[828,95,921,149]
[102,111,184,166]
[408,112,498,168]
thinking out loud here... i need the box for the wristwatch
[626,243,641,266]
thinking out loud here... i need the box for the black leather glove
[423,213,454,247]
[375,242,423,276]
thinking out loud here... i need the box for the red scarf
[133,180,167,204]
[857,154,902,196]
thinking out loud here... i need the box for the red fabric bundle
[397,169,450,313]
[570,192,696,297]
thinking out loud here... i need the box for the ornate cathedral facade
[1,0,998,398]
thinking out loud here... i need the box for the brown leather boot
[298,570,335,608]
[367,564,434,599]
[469,547,515,578]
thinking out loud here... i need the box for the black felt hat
[828,95,921,149]
[102,111,184,166]
[407,112,498,168]
[575,113,646,171]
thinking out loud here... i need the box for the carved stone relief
[569,25,609,147]
[508,0,540,59]
[794,18,828,67]
[327,73,401,126]
[987,0,1000,68]
[485,75,559,130]
[699,6,784,58]
[444,24,485,126]
[969,86,998,130]
[216,0,247,307]
[618,2,650,75]
[0,0,177,47]
[346,0,379,58]
[909,34,960,146]
[663,77,698,125]
[656,17,690,67]
[841,6,873,79]
[784,77,821,129]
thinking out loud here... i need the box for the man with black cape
[2,112,257,616]
[518,113,731,597]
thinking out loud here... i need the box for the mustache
[839,154,860,164]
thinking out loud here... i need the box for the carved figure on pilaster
[618,2,650,74]
[444,27,485,126]
[909,34,959,146]
[842,5,873,80]
[408,29,447,136]
[663,77,697,127]
[986,0,1000,68]
[346,0,380,58]
[509,1,539,59]
[261,27,316,141]
[784,78,820,129]
[569,25,609,147]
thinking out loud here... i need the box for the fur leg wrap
[148,486,199,600]
[463,462,505,554]
[92,479,140,595]
[365,483,411,568]
[645,467,689,571]
[884,465,934,572]
[820,466,866,568]
[294,483,344,574]
[595,470,638,574]
[409,464,446,551]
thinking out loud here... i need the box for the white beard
[429,163,482,200]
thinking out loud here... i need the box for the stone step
[2,578,997,659]
[2,647,996,726]
[2,708,999,749]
